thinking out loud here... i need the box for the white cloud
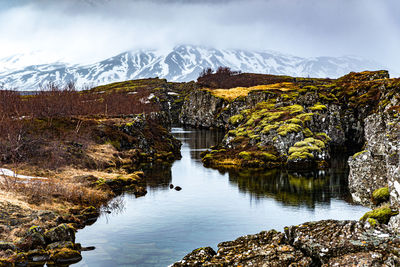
[0,0,399,73]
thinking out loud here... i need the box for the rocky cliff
[180,71,393,171]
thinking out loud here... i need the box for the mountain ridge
[0,45,388,90]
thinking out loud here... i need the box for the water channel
[74,127,369,267]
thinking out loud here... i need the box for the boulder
[44,224,76,244]
[285,220,400,265]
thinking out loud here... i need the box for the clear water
[74,127,369,267]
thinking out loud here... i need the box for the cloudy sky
[0,0,399,74]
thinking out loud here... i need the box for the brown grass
[207,83,297,101]
[0,173,110,208]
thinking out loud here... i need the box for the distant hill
[0,45,387,90]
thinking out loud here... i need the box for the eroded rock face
[348,106,400,208]
[173,220,400,266]
[348,150,387,206]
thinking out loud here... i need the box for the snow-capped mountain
[0,45,387,90]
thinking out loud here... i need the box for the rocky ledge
[173,219,400,266]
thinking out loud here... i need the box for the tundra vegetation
[0,78,186,264]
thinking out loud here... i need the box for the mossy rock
[360,205,399,224]
[44,224,76,244]
[228,114,244,126]
[49,248,82,264]
[372,187,389,205]
[277,123,302,136]
[238,151,252,161]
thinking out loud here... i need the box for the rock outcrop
[347,81,400,210]
[173,219,400,266]
[186,71,394,171]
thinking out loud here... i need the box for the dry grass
[0,172,110,209]
[207,82,297,101]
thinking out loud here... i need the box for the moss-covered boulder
[48,247,82,264]
[372,187,389,205]
[44,224,76,244]
[360,205,399,224]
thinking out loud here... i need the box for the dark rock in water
[170,184,174,189]
[49,248,82,264]
[25,249,50,262]
[174,186,182,191]
[46,241,75,250]
[134,186,147,197]
[81,246,96,251]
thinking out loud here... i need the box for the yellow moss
[352,150,368,159]
[277,123,302,136]
[316,132,332,142]
[287,151,314,161]
[288,145,321,154]
[296,113,314,122]
[310,103,327,111]
[360,205,399,224]
[238,151,252,160]
[372,187,389,204]
[278,104,304,115]
[261,124,279,134]
[302,128,313,137]
[260,153,278,161]
[229,114,244,125]
[286,118,302,125]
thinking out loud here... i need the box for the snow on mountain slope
[0,45,387,90]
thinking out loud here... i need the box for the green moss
[277,123,302,136]
[255,102,276,110]
[360,205,399,224]
[310,103,327,111]
[288,145,321,154]
[260,153,278,161]
[286,118,302,125]
[367,218,377,227]
[352,150,368,159]
[229,114,244,125]
[261,124,279,134]
[302,85,318,91]
[372,187,390,204]
[316,132,332,142]
[238,151,252,160]
[302,128,313,137]
[287,151,314,161]
[278,104,304,115]
[296,113,314,122]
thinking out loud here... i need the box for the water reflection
[142,165,172,191]
[227,169,353,209]
[171,127,354,209]
[74,127,368,267]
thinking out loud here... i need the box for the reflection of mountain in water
[228,169,353,209]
